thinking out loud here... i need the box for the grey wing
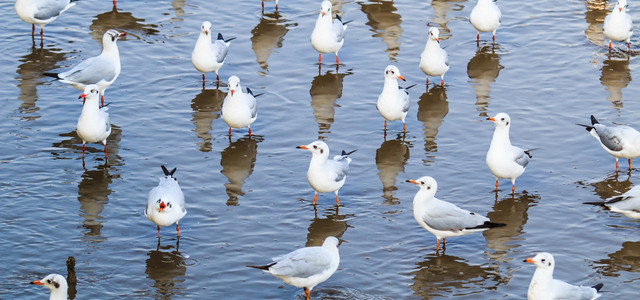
[594,125,623,151]
[330,156,351,182]
[248,95,258,119]
[423,202,487,231]
[333,21,346,43]
[60,56,117,84]
[444,50,449,67]
[514,148,530,168]
[551,280,597,300]
[270,248,332,278]
[401,89,410,113]
[34,0,69,20]
[213,40,229,64]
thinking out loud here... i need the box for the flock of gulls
[14,0,640,299]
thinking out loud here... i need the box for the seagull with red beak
[221,76,258,137]
[191,21,234,83]
[145,165,187,238]
[30,274,68,300]
[486,113,533,193]
[76,84,111,161]
[603,0,633,52]
[310,0,348,65]
[376,65,410,132]
[419,27,449,86]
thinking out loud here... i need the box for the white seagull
[525,253,603,300]
[486,113,533,193]
[145,165,187,238]
[15,0,76,40]
[30,273,68,300]
[297,141,355,206]
[310,0,348,65]
[45,29,125,107]
[376,65,410,132]
[76,84,111,160]
[584,185,640,219]
[579,115,640,172]
[191,21,234,83]
[247,236,340,300]
[221,76,258,136]
[407,176,505,251]
[419,27,449,86]
[603,0,633,52]
[469,0,502,44]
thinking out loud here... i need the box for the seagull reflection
[584,0,609,46]
[600,55,631,109]
[191,88,225,152]
[467,45,503,115]
[578,171,634,200]
[309,69,351,139]
[593,240,640,277]
[89,6,159,43]
[145,239,186,298]
[429,0,465,36]
[358,0,403,61]
[305,206,353,247]
[375,134,410,205]
[417,86,448,158]
[171,0,187,19]
[220,136,262,206]
[251,12,294,73]
[53,125,123,166]
[77,164,113,243]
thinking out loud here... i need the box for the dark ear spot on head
[53,281,60,289]
[320,149,324,154]
[548,262,551,267]
[506,121,509,126]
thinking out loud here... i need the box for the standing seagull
[407,176,505,251]
[221,76,258,137]
[579,115,640,172]
[469,0,502,44]
[376,65,410,132]
[419,27,449,86]
[525,253,603,300]
[30,274,68,300]
[15,0,76,40]
[584,185,640,219]
[311,0,348,65]
[191,21,233,83]
[44,30,126,107]
[603,0,633,52]
[247,236,339,300]
[145,165,187,238]
[296,141,355,205]
[486,113,533,193]
[76,84,111,161]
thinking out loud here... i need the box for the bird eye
[420,181,425,185]
[168,203,172,208]
[313,145,317,149]
[500,118,505,121]
[47,279,51,284]
[156,199,161,203]
[541,259,545,262]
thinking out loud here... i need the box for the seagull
[15,0,76,40]
[262,0,279,12]
[525,253,603,300]
[145,165,187,238]
[376,65,410,132]
[469,0,502,44]
[30,273,68,300]
[407,176,506,251]
[584,185,640,219]
[296,141,355,206]
[76,84,111,160]
[603,0,633,52]
[310,0,348,65]
[419,27,449,86]
[221,76,258,136]
[44,30,126,107]
[578,115,640,172]
[486,113,533,193]
[247,236,339,300]
[191,21,234,83]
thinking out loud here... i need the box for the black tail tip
[43,72,60,79]
[160,165,177,176]
[590,115,599,125]
[488,222,507,228]
[246,263,275,270]
[217,33,224,40]
[591,283,603,291]
[342,149,357,156]
[582,201,606,207]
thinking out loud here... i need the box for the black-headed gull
[407,176,505,251]
[469,0,502,44]
[76,84,111,160]
[584,185,640,219]
[310,0,348,64]
[221,76,258,136]
[15,0,75,40]
[145,165,187,238]
[486,113,533,193]
[262,0,279,12]
[247,236,339,300]
[419,27,449,86]
[44,30,126,107]
[603,0,633,52]
[376,65,410,132]
[30,273,68,300]
[579,115,640,172]
[296,141,355,205]
[191,21,234,83]
[525,253,603,300]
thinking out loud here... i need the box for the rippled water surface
[2,0,640,299]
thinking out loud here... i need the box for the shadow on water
[358,0,402,61]
[52,125,123,167]
[429,0,466,38]
[305,206,353,247]
[250,12,295,74]
[577,171,634,200]
[600,54,631,110]
[584,0,609,46]
[593,240,640,277]
[309,69,352,140]
[220,135,263,206]
[375,134,410,205]
[467,44,504,116]
[191,88,225,152]
[417,85,448,163]
[77,164,117,243]
[145,239,187,298]
[89,6,159,43]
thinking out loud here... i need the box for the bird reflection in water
[577,171,634,200]
[191,88,225,152]
[417,85,448,162]
[305,206,353,247]
[52,125,122,168]
[358,0,403,61]
[76,164,115,243]
[250,12,294,73]
[375,134,410,205]
[89,6,159,43]
[429,0,465,37]
[467,44,504,116]
[309,69,351,140]
[593,240,640,277]
[584,0,609,46]
[600,54,631,110]
[220,136,262,206]
[145,239,186,298]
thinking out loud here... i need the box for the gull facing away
[419,27,449,86]
[76,84,111,160]
[584,185,640,219]
[30,273,68,300]
[221,76,258,136]
[311,0,348,65]
[578,115,640,172]
[145,165,187,238]
[525,253,603,300]
[486,113,533,193]
[407,176,505,251]
[247,236,339,300]
[15,0,76,40]
[192,21,234,83]
[603,0,633,52]
[297,141,356,206]
[469,0,502,44]
[44,30,126,107]
[376,65,411,132]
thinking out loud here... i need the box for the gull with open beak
[376,65,411,132]
[310,0,348,65]
[145,165,187,238]
[76,84,111,161]
[30,274,68,300]
[221,76,258,137]
[297,141,355,206]
[419,27,449,86]
[486,113,533,193]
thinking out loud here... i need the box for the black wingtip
[161,165,170,176]
[591,283,604,292]
[577,123,594,132]
[43,72,60,79]
[342,149,357,156]
[591,115,599,125]
[246,262,276,270]
[217,33,224,40]
[485,221,506,228]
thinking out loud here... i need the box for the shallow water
[2,0,640,299]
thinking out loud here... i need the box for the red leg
[202,73,205,83]
[616,159,619,172]
[32,24,35,36]
[436,238,440,251]
[228,127,232,136]
[113,0,117,6]
[476,33,479,41]
[511,184,515,193]
[495,179,499,191]
[628,42,631,52]
[157,225,161,238]
[82,143,85,158]
[609,41,612,51]
[176,223,180,237]
[276,3,278,11]
[40,28,43,40]
[402,121,406,132]
[492,34,495,44]
[384,120,387,130]
[335,194,339,206]
[304,288,310,300]
[104,143,108,159]
[336,55,339,65]
[313,193,318,205]
[441,79,444,86]
[629,159,632,170]
[426,77,429,85]
[318,53,321,64]
[216,74,220,82]
[248,127,252,136]
[443,238,446,248]
[101,95,104,107]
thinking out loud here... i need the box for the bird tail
[591,283,604,292]
[341,149,357,156]
[469,221,506,229]
[161,165,177,177]
[582,201,606,206]
[246,262,276,270]
[336,14,353,25]
[43,72,60,79]
[217,33,236,43]
[577,123,594,132]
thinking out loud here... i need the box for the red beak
[79,93,87,99]
[205,30,209,35]
[31,280,44,285]
[230,90,234,96]
[322,12,326,16]
[119,32,126,37]
[296,145,309,150]
[397,75,406,81]
[487,117,496,121]
[159,203,166,212]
